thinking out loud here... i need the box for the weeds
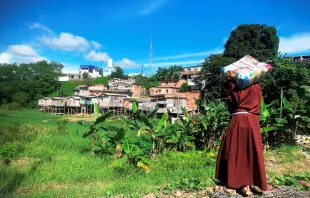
[272,171,310,190]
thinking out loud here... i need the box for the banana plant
[259,96,309,144]
[109,137,151,173]
[192,99,230,150]
[110,101,168,173]
[120,101,167,154]
[78,111,113,156]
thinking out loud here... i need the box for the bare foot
[224,187,237,195]
[214,185,224,191]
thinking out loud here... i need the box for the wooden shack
[73,85,89,96]
[155,96,187,115]
[98,93,128,115]
[66,96,81,114]
[124,98,157,111]
[88,84,108,95]
[38,99,45,111]
[51,97,66,115]
[80,96,95,114]
[43,97,52,113]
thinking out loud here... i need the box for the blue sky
[0,0,310,74]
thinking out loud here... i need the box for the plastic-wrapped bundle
[221,55,259,80]
[221,55,273,89]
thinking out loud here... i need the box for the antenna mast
[149,38,152,75]
[141,64,144,76]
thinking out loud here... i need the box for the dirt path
[141,187,310,198]
[211,186,310,198]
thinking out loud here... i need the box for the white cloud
[148,48,223,62]
[279,33,310,54]
[13,55,47,63]
[91,41,102,49]
[84,50,110,62]
[7,45,38,57]
[138,0,166,16]
[0,45,46,64]
[28,23,54,34]
[0,53,11,64]
[39,32,91,52]
[143,60,204,68]
[115,58,139,68]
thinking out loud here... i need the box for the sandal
[250,185,263,194]
[240,186,253,197]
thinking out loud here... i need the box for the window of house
[89,68,93,73]
[194,69,197,71]
[187,68,191,71]
[71,75,74,78]
[166,89,168,93]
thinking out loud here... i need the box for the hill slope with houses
[38,65,203,116]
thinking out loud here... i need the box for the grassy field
[0,109,309,197]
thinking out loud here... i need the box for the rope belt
[232,111,250,115]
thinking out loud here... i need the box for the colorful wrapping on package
[221,55,259,80]
[221,55,272,89]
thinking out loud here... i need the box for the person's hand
[224,81,235,88]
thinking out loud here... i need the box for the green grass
[0,109,215,197]
[1,109,309,197]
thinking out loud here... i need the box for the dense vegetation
[0,61,63,108]
[224,24,279,61]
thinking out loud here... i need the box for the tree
[155,65,183,80]
[178,82,191,93]
[13,92,30,107]
[111,67,124,79]
[82,72,90,79]
[0,60,63,107]
[261,56,310,104]
[224,24,279,62]
[194,55,236,99]
[133,75,160,89]
[82,72,91,86]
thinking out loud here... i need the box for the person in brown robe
[215,81,269,195]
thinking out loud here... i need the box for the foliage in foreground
[79,100,229,173]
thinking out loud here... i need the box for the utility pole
[149,38,152,75]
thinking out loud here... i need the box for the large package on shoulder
[221,55,272,89]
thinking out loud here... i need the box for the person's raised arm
[224,81,250,104]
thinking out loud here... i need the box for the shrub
[2,102,23,110]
